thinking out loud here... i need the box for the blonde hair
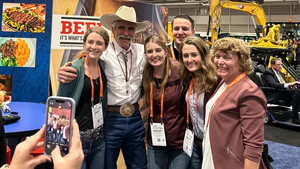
[179,36,217,92]
[142,35,173,106]
[210,37,253,74]
[73,26,109,60]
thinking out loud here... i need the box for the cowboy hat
[100,5,149,33]
[53,114,59,119]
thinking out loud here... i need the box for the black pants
[278,89,300,120]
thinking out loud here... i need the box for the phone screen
[45,98,73,157]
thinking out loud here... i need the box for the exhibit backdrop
[50,0,169,95]
[0,0,52,103]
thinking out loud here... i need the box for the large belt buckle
[120,103,134,117]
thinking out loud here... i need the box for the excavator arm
[208,0,267,43]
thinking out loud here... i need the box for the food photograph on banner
[0,74,12,103]
[2,3,46,33]
[0,37,36,67]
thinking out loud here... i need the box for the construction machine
[207,0,266,45]
[207,0,300,82]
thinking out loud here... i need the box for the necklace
[94,78,98,85]
[155,78,162,86]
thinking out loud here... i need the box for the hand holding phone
[51,119,84,169]
[44,96,75,157]
[9,125,51,169]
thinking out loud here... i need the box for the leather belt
[194,136,203,148]
[107,103,139,113]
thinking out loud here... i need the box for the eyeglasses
[275,64,283,66]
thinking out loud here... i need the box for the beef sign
[51,15,105,49]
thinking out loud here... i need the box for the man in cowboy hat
[57,5,149,169]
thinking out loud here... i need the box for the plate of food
[2,4,45,33]
[0,38,35,67]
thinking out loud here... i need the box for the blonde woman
[202,37,267,169]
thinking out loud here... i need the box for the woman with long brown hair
[57,26,109,169]
[143,35,190,169]
[179,36,218,169]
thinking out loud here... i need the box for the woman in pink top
[202,37,267,169]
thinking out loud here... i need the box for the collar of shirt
[112,38,132,55]
[172,41,179,52]
[271,68,283,83]
[103,39,145,105]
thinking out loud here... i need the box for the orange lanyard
[85,57,103,104]
[170,43,176,60]
[206,73,246,129]
[186,78,201,127]
[150,81,165,120]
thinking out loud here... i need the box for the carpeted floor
[265,140,300,169]
[265,123,300,169]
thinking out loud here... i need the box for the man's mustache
[118,35,132,41]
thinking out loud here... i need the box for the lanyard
[205,73,246,129]
[150,81,165,120]
[85,57,103,104]
[186,78,201,127]
[170,43,176,60]
[112,42,133,82]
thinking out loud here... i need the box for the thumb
[51,146,62,162]
[64,62,72,67]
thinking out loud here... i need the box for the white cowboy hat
[53,114,59,119]
[100,5,149,33]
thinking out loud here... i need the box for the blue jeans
[104,110,147,169]
[189,142,203,169]
[81,130,105,169]
[147,144,191,169]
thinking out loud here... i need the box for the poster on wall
[51,15,102,49]
[2,3,46,33]
[0,0,53,103]
[0,37,36,67]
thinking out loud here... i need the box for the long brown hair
[142,35,173,106]
[73,26,109,60]
[179,36,217,93]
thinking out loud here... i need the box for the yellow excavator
[208,0,266,45]
[207,0,300,82]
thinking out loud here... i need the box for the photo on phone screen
[44,97,74,157]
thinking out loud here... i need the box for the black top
[75,74,100,131]
[263,68,286,89]
[167,41,180,61]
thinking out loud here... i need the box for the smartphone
[44,96,75,157]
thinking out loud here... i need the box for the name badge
[92,102,103,129]
[183,128,194,157]
[150,123,167,146]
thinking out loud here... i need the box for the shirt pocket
[225,146,244,167]
[105,68,124,91]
